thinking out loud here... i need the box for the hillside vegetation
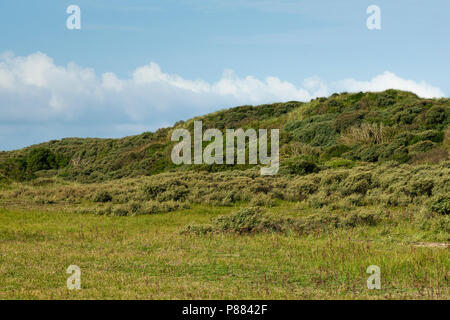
[0,90,448,182]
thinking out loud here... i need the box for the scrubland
[0,90,448,299]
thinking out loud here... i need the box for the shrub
[409,140,435,154]
[415,130,444,143]
[286,179,319,201]
[143,179,189,201]
[93,190,113,203]
[334,112,364,133]
[250,194,275,207]
[407,180,434,197]
[425,106,447,125]
[211,207,287,234]
[358,146,380,162]
[341,172,373,196]
[429,196,450,215]
[325,158,355,168]
[321,145,351,161]
[0,157,33,181]
[289,119,337,147]
[307,191,331,208]
[283,157,320,175]
[379,140,411,163]
[112,205,129,216]
[26,148,58,172]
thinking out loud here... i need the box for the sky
[0,0,449,150]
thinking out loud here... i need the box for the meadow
[0,205,448,299]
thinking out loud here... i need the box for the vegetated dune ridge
[0,89,448,182]
[0,89,448,299]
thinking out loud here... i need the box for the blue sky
[0,0,449,150]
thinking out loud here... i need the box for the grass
[0,205,448,300]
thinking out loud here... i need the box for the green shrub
[143,179,189,201]
[425,106,447,125]
[93,190,113,203]
[321,145,351,161]
[379,143,410,163]
[409,140,435,154]
[341,172,373,196]
[0,157,32,181]
[211,207,287,234]
[407,180,434,197]
[429,196,450,215]
[26,148,58,172]
[325,158,355,168]
[334,112,364,133]
[291,121,337,147]
[283,157,320,175]
[307,191,331,208]
[250,194,275,207]
[415,130,444,143]
[350,145,379,162]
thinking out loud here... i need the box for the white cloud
[335,71,445,99]
[0,51,445,150]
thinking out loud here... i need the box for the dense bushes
[93,190,112,203]
[26,148,67,171]
[282,157,320,175]
[182,207,381,235]
[2,161,448,221]
[0,148,67,181]
[429,196,450,215]
[0,90,448,183]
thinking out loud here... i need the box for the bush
[289,118,337,147]
[341,172,373,196]
[429,196,450,215]
[415,130,444,143]
[334,112,364,133]
[26,148,58,172]
[185,207,288,235]
[379,143,410,163]
[93,190,113,203]
[250,194,275,207]
[212,207,282,234]
[0,157,32,181]
[143,179,189,201]
[283,157,320,175]
[321,145,351,161]
[409,140,435,154]
[407,180,434,197]
[425,106,447,125]
[286,179,319,201]
[181,207,382,236]
[325,158,355,168]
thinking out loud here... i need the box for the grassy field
[0,204,448,300]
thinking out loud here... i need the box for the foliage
[0,90,447,182]
[429,196,450,215]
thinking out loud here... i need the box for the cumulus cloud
[335,72,445,99]
[0,51,445,150]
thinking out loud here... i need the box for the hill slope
[0,89,449,182]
